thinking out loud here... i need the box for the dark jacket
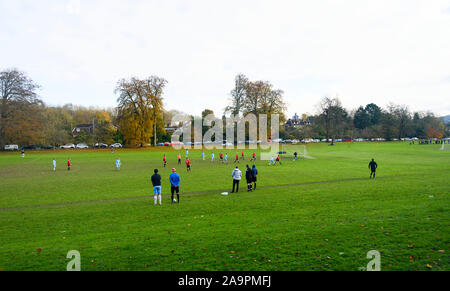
[369,161,378,171]
[151,173,161,186]
[245,168,253,181]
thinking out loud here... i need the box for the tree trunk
[154,119,157,147]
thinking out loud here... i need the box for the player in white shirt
[269,156,275,166]
[211,152,215,162]
[52,158,56,171]
[116,158,121,171]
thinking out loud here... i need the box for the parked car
[94,143,108,148]
[21,145,38,150]
[110,143,123,148]
[156,143,165,146]
[4,144,19,151]
[60,144,75,149]
[41,145,55,150]
[76,143,89,149]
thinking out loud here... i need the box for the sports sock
[159,195,162,205]
[177,194,180,203]
[154,196,157,205]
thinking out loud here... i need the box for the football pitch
[0,142,448,271]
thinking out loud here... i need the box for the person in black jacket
[251,164,258,190]
[368,159,378,179]
[245,165,253,192]
[151,169,162,205]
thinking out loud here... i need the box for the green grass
[0,142,448,271]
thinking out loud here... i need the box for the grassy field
[0,142,448,271]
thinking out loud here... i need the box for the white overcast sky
[1,0,450,117]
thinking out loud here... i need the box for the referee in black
[368,158,378,179]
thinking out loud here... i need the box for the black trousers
[232,180,240,192]
[171,186,180,202]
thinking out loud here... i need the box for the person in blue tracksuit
[169,168,181,203]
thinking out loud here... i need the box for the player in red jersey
[186,158,191,172]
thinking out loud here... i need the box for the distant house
[285,113,310,129]
[72,124,94,137]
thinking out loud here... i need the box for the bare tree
[318,96,348,144]
[225,74,248,116]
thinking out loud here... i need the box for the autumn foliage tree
[115,76,167,147]
[0,69,43,147]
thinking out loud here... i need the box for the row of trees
[1,69,447,148]
[0,69,171,148]
[283,96,447,142]
[0,69,119,147]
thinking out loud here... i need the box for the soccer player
[186,158,191,172]
[219,152,224,163]
[186,149,189,158]
[369,158,378,179]
[241,151,245,160]
[211,152,215,162]
[52,158,56,171]
[250,152,256,161]
[251,164,258,190]
[234,153,239,163]
[163,154,167,168]
[293,152,298,161]
[231,166,242,193]
[274,155,282,165]
[115,158,121,171]
[224,153,228,163]
[21,149,25,158]
[201,150,205,160]
[169,168,181,203]
[67,158,71,171]
[269,156,274,166]
[245,165,253,192]
[151,169,162,205]
[177,153,181,165]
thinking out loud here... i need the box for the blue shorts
[153,186,162,195]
